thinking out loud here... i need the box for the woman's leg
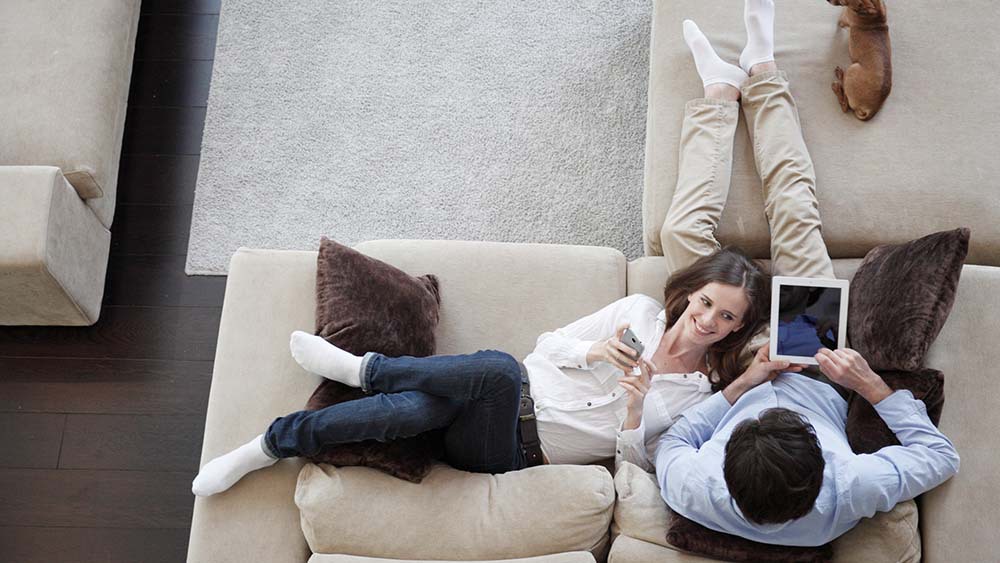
[740,66,835,280]
[362,350,525,473]
[660,22,746,274]
[263,391,459,458]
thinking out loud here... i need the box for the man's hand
[723,340,804,405]
[815,348,892,404]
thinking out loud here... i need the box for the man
[654,342,960,546]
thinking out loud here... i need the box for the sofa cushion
[0,0,141,227]
[643,0,1000,266]
[848,228,969,372]
[304,237,444,482]
[613,462,919,562]
[308,553,596,563]
[296,463,614,560]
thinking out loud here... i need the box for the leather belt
[518,362,545,467]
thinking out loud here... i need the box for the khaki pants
[660,70,835,360]
[661,70,834,277]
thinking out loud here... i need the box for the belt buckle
[519,397,535,422]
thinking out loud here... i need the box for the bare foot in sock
[191,434,277,497]
[683,20,748,91]
[289,331,363,387]
[739,0,775,74]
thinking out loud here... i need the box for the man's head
[723,407,825,524]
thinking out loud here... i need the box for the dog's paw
[831,80,850,113]
[834,66,845,81]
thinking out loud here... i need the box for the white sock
[289,330,363,387]
[739,0,775,73]
[191,434,277,497]
[682,20,748,90]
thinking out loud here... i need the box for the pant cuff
[359,351,377,394]
[742,69,789,92]
[261,432,280,459]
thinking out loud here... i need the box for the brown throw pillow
[666,512,832,563]
[846,368,945,454]
[304,237,443,483]
[848,228,970,372]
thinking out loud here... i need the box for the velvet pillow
[848,228,970,372]
[303,237,443,483]
[666,512,832,563]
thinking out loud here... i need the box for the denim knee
[478,350,523,394]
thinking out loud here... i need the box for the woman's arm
[533,295,643,370]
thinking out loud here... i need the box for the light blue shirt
[654,372,960,547]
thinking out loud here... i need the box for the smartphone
[621,327,644,360]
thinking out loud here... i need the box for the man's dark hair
[723,407,825,524]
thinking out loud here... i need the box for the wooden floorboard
[59,414,204,472]
[0,358,212,415]
[1,5,221,560]
[0,413,65,469]
[0,527,190,563]
[110,204,194,256]
[134,14,220,61]
[129,60,214,107]
[0,306,221,361]
[116,155,202,205]
[0,469,195,528]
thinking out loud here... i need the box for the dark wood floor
[0,2,223,561]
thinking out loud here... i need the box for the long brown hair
[662,246,770,390]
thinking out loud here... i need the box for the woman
[192,0,832,495]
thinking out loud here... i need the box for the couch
[0,0,141,325]
[190,0,1000,561]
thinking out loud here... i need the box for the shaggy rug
[187,0,652,274]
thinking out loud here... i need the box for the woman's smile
[692,316,714,336]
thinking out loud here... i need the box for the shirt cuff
[873,389,922,421]
[573,340,598,370]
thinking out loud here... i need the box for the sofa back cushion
[297,463,614,560]
[642,0,1000,266]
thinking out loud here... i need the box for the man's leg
[661,22,745,273]
[363,350,525,473]
[740,68,835,280]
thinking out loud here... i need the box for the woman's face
[682,282,751,345]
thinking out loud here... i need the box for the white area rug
[187,1,652,275]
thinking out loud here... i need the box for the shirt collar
[656,308,667,325]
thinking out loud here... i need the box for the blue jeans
[264,350,526,474]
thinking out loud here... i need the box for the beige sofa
[190,241,1000,562]
[0,0,141,325]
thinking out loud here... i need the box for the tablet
[769,276,849,365]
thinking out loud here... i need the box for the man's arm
[847,389,960,515]
[814,349,960,516]
[653,391,732,506]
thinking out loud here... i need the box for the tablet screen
[776,284,843,357]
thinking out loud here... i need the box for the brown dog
[827,0,892,121]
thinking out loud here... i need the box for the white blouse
[522,293,714,471]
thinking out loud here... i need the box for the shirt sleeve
[844,390,960,517]
[615,418,654,473]
[533,295,639,370]
[653,392,731,508]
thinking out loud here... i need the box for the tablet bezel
[769,276,849,365]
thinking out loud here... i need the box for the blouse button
[617,450,621,454]
[611,392,616,397]
[683,374,688,378]
[587,401,592,406]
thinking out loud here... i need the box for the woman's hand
[587,323,642,373]
[619,357,656,430]
[815,348,892,404]
[723,339,804,405]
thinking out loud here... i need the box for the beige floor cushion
[613,462,920,562]
[643,0,1000,266]
[296,463,614,560]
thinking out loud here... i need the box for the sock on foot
[289,330,363,387]
[191,434,277,497]
[739,0,775,73]
[682,20,748,90]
